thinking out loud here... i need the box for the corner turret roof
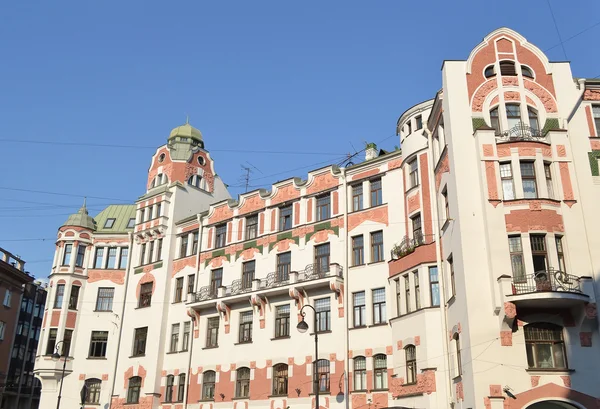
[61,199,96,230]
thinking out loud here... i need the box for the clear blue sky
[1,1,598,278]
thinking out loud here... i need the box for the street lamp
[297,305,319,409]
[51,341,68,409]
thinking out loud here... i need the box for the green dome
[168,122,203,142]
[61,200,96,230]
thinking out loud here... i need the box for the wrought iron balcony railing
[511,269,582,295]
[495,122,546,142]
[193,262,342,302]
[390,233,434,260]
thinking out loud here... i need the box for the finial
[82,196,87,209]
[186,114,189,125]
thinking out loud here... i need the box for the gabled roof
[94,205,136,234]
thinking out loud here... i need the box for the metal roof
[94,205,136,234]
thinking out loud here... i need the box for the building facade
[35,28,600,409]
[0,248,34,407]
[1,281,47,409]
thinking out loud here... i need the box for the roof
[61,200,96,230]
[169,122,203,142]
[94,205,136,234]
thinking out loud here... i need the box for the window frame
[236,367,251,398]
[508,236,526,281]
[316,193,331,221]
[202,371,216,400]
[371,230,384,263]
[315,298,331,332]
[206,317,219,348]
[119,247,129,269]
[238,311,253,344]
[215,224,227,248]
[132,327,148,357]
[165,374,174,402]
[182,321,191,351]
[408,159,419,189]
[242,261,255,290]
[429,266,440,307]
[490,106,501,134]
[95,287,114,312]
[314,359,330,393]
[62,244,73,266]
[75,245,86,268]
[370,178,382,207]
[127,377,142,404]
[272,363,288,396]
[593,105,600,133]
[187,274,195,294]
[210,269,223,296]
[520,161,538,199]
[352,235,364,266]
[139,282,153,308]
[499,162,516,200]
[170,323,180,353]
[373,354,388,390]
[555,236,566,272]
[177,374,186,402]
[314,243,330,275]
[276,252,291,283]
[405,345,417,385]
[524,323,567,370]
[174,277,184,303]
[104,218,116,229]
[179,235,189,258]
[68,285,80,310]
[448,256,456,298]
[530,234,548,273]
[500,60,517,76]
[414,271,421,310]
[84,378,102,404]
[353,291,366,328]
[274,304,290,338]
[352,184,363,211]
[53,284,65,309]
[506,103,522,130]
[279,205,293,231]
[544,163,554,199]
[372,288,386,325]
[245,214,259,239]
[353,356,367,391]
[89,331,108,358]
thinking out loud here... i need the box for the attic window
[197,156,205,166]
[158,153,166,163]
[484,65,496,78]
[127,218,136,228]
[499,61,517,76]
[521,65,534,78]
[104,218,116,229]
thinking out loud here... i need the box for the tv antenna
[240,162,262,192]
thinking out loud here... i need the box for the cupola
[60,199,96,231]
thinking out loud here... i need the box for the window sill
[232,397,250,400]
[525,368,574,374]
[441,218,451,233]
[351,390,368,394]
[309,392,331,396]
[198,399,215,403]
[349,326,367,331]
[234,341,253,345]
[271,336,291,341]
[202,346,219,350]
[268,394,289,398]
[129,354,145,358]
[367,260,386,265]
[349,264,365,269]
[134,306,151,310]
[93,310,113,313]
[405,184,420,195]
[370,388,389,392]
[166,351,178,355]
[86,357,107,360]
[368,322,388,328]
[447,295,456,306]
[310,330,332,335]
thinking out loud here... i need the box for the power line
[544,19,600,52]
[546,0,568,60]
[0,186,132,203]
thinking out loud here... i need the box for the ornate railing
[496,122,546,142]
[511,269,582,295]
[390,233,433,260]
[193,263,342,302]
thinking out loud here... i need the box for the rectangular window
[54,284,65,309]
[449,256,456,297]
[314,243,330,274]
[180,235,189,257]
[62,244,73,266]
[414,271,421,310]
[2,290,10,307]
[408,159,419,188]
[373,288,387,323]
[89,331,108,358]
[352,184,363,211]
[315,298,331,332]
[530,234,548,273]
[404,275,411,313]
[506,103,521,129]
[215,224,227,248]
[106,247,118,269]
[556,236,566,272]
[156,203,162,218]
[133,327,148,356]
[275,305,290,338]
[442,188,450,221]
[239,311,253,343]
[96,288,114,311]
[520,161,538,199]
[352,235,364,266]
[119,248,129,269]
[415,115,423,130]
[593,105,600,133]
[147,241,154,264]
[279,205,293,231]
[46,328,58,355]
[210,269,223,296]
[174,278,184,302]
[276,252,291,283]
[170,323,180,353]
[192,232,199,254]
[156,238,163,261]
[407,121,412,134]
[411,213,423,243]
[371,231,384,262]
[139,283,152,308]
[68,285,80,310]
[63,329,73,356]
[139,243,146,266]
[75,245,86,267]
[182,322,191,351]
[316,194,331,221]
[500,163,516,200]
[353,291,366,327]
[395,279,401,316]
[544,163,554,199]
[242,261,255,290]
[246,215,258,239]
[206,317,219,347]
[508,236,526,281]
[104,218,116,228]
[0,321,5,341]
[370,179,382,206]
[429,266,440,307]
[187,274,195,294]
[127,218,136,228]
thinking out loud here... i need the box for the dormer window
[188,175,204,189]
[104,218,116,229]
[484,65,496,78]
[151,173,168,188]
[500,61,517,76]
[521,65,534,79]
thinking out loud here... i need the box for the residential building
[1,281,47,409]
[35,28,600,409]
[0,248,34,407]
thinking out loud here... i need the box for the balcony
[189,263,343,309]
[389,234,436,277]
[495,123,547,142]
[507,269,590,308]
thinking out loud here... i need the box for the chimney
[365,142,378,161]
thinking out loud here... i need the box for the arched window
[484,65,496,78]
[521,65,534,78]
[84,378,101,404]
[500,61,517,76]
[353,356,366,391]
[405,345,417,384]
[152,173,168,188]
[236,367,250,398]
[506,104,521,129]
[127,376,142,404]
[188,175,203,189]
[202,371,215,400]
[490,107,500,134]
[314,359,330,393]
[272,363,288,396]
[165,375,174,402]
[178,374,186,402]
[373,354,387,390]
[528,107,540,133]
[524,323,566,369]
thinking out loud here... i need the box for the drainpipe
[341,167,350,409]
[109,231,135,408]
[183,317,195,409]
[424,125,453,408]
